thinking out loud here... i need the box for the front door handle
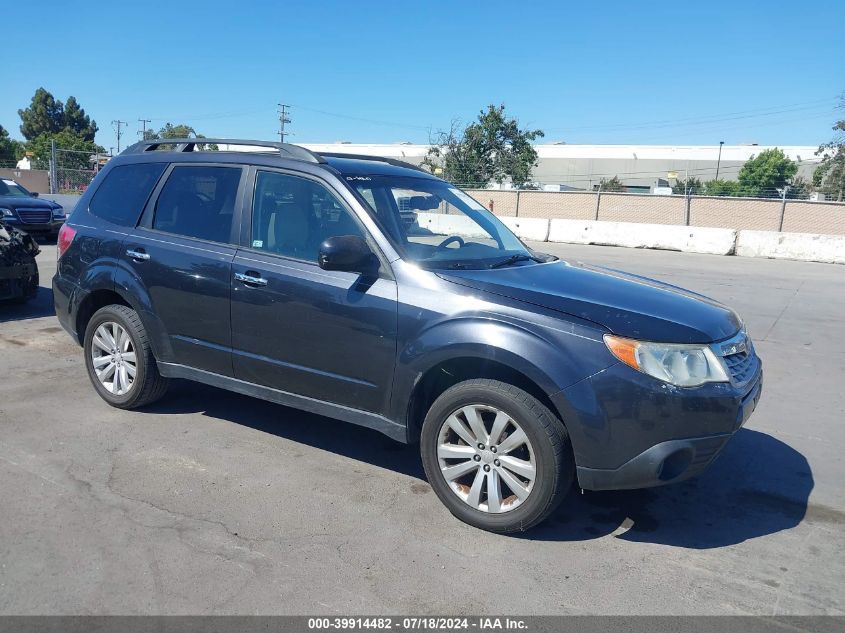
[126,248,150,262]
[234,271,268,287]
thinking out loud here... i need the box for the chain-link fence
[463,189,845,235]
[53,146,109,194]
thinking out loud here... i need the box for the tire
[420,379,574,533]
[83,304,169,409]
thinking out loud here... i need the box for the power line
[289,103,432,132]
[146,106,276,122]
[111,120,127,153]
[277,104,291,142]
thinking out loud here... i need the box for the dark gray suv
[53,138,762,533]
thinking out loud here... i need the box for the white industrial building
[296,143,821,192]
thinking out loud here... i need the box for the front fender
[390,315,613,428]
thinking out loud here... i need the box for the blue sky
[5,0,843,150]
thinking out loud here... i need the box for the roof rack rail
[120,138,326,164]
[318,152,429,173]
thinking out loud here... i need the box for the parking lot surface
[1,242,843,615]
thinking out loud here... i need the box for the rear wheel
[83,305,169,409]
[420,379,574,533]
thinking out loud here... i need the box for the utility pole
[277,104,291,142]
[138,118,152,139]
[112,120,127,153]
[715,140,725,181]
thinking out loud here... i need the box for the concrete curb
[547,219,737,256]
[736,230,845,265]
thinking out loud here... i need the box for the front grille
[15,208,51,224]
[724,350,756,384]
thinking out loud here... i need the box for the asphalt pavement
[0,241,843,615]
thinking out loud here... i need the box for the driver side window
[250,171,365,263]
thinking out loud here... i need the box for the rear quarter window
[88,162,166,226]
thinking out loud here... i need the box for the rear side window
[89,163,166,226]
[152,166,241,243]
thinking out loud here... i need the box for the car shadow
[146,381,820,547]
[0,287,55,322]
[145,380,426,480]
[526,428,820,548]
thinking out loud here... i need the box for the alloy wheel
[90,321,137,396]
[436,404,536,513]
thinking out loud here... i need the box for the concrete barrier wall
[547,219,737,255]
[736,231,845,265]
[414,212,490,239]
[498,217,550,242]
[40,193,82,212]
[462,189,845,235]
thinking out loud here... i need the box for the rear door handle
[234,271,268,287]
[126,248,150,262]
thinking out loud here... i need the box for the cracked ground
[0,242,843,615]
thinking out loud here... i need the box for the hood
[0,195,60,210]
[437,260,741,344]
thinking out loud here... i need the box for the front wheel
[83,304,169,409]
[420,379,574,533]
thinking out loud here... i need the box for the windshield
[0,179,33,198]
[349,175,546,270]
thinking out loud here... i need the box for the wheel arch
[405,353,566,444]
[74,288,131,346]
[74,286,171,361]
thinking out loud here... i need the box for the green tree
[62,96,98,141]
[145,122,198,139]
[598,176,626,192]
[703,179,740,196]
[0,124,24,166]
[26,130,103,170]
[18,88,98,141]
[671,176,705,195]
[422,105,544,188]
[737,148,798,197]
[814,102,845,201]
[18,87,64,140]
[142,123,217,150]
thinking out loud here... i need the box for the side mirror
[318,235,378,274]
[30,192,39,198]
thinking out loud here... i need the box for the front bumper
[553,358,763,490]
[0,261,39,300]
[2,218,65,234]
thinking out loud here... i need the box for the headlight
[0,208,13,217]
[52,207,66,218]
[604,334,729,387]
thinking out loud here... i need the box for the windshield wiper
[489,253,543,269]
